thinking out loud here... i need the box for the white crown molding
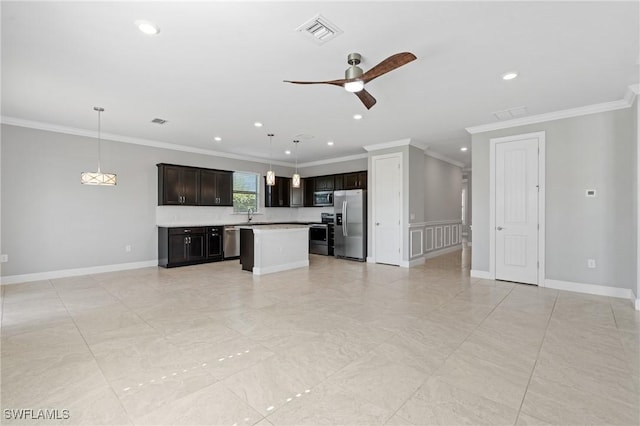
[298,153,368,168]
[466,85,639,135]
[424,149,465,168]
[363,138,414,152]
[0,116,295,168]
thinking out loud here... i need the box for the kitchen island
[239,224,310,275]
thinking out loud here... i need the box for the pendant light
[81,107,117,185]
[266,133,275,186]
[292,140,301,188]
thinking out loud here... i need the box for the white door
[495,137,539,284]
[372,153,401,265]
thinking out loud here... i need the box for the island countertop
[236,224,310,231]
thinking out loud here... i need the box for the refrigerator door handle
[343,200,348,237]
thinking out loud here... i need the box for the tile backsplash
[156,206,333,226]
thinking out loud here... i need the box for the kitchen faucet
[247,207,253,223]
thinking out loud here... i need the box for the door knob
[496,226,504,231]
[376,222,380,226]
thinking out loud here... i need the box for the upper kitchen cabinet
[304,177,315,206]
[199,169,233,206]
[343,171,367,189]
[157,163,233,206]
[158,164,199,205]
[264,176,291,207]
[314,175,334,191]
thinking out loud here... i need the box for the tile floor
[1,247,638,425]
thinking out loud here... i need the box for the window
[233,172,259,213]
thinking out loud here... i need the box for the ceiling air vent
[296,14,343,45]
[493,106,528,121]
[151,118,168,125]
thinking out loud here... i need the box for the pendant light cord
[94,106,104,173]
[294,140,299,174]
[268,133,274,170]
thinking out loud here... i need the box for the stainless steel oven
[309,213,334,256]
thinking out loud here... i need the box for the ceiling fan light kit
[284,51,417,109]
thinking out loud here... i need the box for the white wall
[471,104,637,292]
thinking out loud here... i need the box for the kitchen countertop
[156,221,323,228]
[237,224,310,231]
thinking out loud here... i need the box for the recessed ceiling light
[502,71,518,81]
[327,141,334,146]
[460,147,468,152]
[254,122,263,127]
[135,20,160,35]
[285,150,291,155]
[353,114,363,120]
[214,136,222,142]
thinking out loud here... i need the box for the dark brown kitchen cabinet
[206,226,224,261]
[158,164,199,205]
[199,169,233,206]
[304,178,315,206]
[314,175,334,191]
[158,227,207,267]
[343,171,367,189]
[264,176,291,207]
[334,174,344,191]
[158,163,233,206]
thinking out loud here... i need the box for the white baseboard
[632,290,639,311]
[425,245,462,260]
[366,256,375,264]
[545,279,634,300]
[470,270,494,280]
[400,256,426,268]
[0,260,158,285]
[252,260,309,276]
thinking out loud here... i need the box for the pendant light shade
[292,140,301,188]
[266,133,275,186]
[81,107,117,186]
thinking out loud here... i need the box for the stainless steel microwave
[313,191,333,206]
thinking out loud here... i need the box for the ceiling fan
[284,52,417,110]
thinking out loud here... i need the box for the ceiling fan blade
[361,52,417,84]
[355,89,377,110]
[283,79,346,87]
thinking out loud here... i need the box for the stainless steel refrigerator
[334,189,367,261]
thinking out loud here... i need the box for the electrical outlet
[587,259,596,268]
[0,254,7,263]
[125,245,132,253]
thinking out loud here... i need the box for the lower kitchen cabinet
[207,226,224,261]
[159,227,221,267]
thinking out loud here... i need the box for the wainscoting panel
[410,228,424,259]
[425,227,434,251]
[409,220,463,259]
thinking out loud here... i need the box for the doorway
[490,131,545,285]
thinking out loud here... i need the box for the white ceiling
[2,1,638,168]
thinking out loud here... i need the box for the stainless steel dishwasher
[223,226,240,259]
